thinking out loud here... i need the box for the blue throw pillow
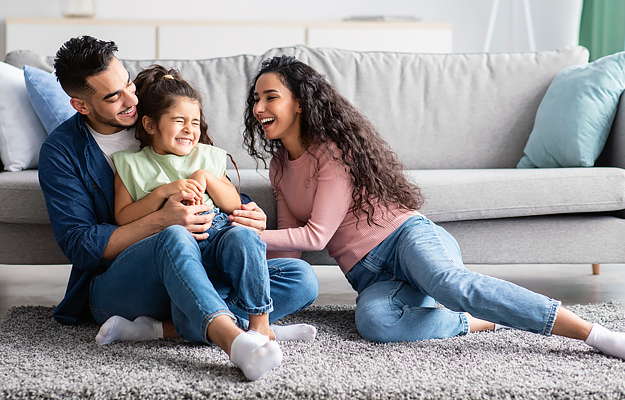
[23,65,75,134]
[517,51,625,168]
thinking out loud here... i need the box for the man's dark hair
[54,35,118,97]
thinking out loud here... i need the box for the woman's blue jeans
[346,215,560,343]
[89,224,318,343]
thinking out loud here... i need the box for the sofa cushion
[518,51,625,168]
[293,46,589,170]
[23,65,75,134]
[416,167,625,223]
[0,170,50,224]
[0,62,48,171]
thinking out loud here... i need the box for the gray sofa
[3,45,625,270]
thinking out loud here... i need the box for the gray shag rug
[1,302,625,399]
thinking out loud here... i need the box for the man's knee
[158,225,195,244]
[269,259,319,308]
[296,261,319,307]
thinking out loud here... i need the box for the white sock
[270,324,317,341]
[230,330,283,381]
[585,323,625,359]
[494,323,511,331]
[95,315,164,345]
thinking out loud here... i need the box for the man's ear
[70,98,90,115]
[143,116,156,134]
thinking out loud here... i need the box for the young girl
[105,65,315,380]
[239,55,625,359]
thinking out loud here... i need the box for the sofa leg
[592,263,601,275]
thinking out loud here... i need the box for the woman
[233,54,625,359]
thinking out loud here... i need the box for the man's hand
[160,191,214,240]
[228,202,267,234]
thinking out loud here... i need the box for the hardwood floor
[1,263,624,319]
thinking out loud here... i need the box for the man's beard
[92,108,135,131]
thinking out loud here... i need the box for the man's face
[75,57,138,134]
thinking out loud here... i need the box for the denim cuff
[459,312,470,336]
[235,298,274,316]
[201,310,237,344]
[542,299,561,336]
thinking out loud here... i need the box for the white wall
[1,0,582,59]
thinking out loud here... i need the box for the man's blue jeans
[346,215,560,343]
[89,225,318,343]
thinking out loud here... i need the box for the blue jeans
[200,208,231,239]
[346,215,560,343]
[89,225,318,343]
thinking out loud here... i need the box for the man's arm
[104,191,214,260]
[39,139,214,268]
[114,172,205,226]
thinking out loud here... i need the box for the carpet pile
[1,302,624,399]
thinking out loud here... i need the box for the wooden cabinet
[6,18,452,59]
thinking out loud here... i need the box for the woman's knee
[355,297,402,343]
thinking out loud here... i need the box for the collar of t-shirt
[86,123,140,174]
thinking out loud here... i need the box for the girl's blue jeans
[89,224,318,344]
[346,215,560,343]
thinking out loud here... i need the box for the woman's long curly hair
[243,55,424,226]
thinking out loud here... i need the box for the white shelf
[6,18,453,59]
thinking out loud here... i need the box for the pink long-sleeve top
[260,143,419,274]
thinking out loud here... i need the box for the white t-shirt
[86,124,140,174]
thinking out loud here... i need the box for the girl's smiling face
[253,72,302,146]
[144,97,201,156]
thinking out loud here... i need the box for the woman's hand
[228,202,267,234]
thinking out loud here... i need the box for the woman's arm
[260,156,353,253]
[189,170,242,214]
[114,173,205,226]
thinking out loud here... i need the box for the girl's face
[144,97,202,156]
[253,72,302,145]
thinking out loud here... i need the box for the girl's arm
[114,173,205,226]
[189,169,242,214]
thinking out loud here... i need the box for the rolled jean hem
[542,299,561,336]
[234,303,274,316]
[459,312,470,336]
[201,310,237,344]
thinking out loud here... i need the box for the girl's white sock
[230,330,283,381]
[95,315,163,345]
[494,323,511,331]
[585,323,625,359]
[270,323,317,341]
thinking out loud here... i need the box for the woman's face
[145,97,201,156]
[253,73,302,145]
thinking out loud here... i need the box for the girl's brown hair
[133,65,212,148]
[243,56,424,226]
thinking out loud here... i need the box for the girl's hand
[159,179,204,205]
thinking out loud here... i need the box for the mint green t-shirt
[112,143,227,209]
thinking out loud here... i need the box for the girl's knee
[222,226,264,247]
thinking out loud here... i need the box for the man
[38,36,318,381]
